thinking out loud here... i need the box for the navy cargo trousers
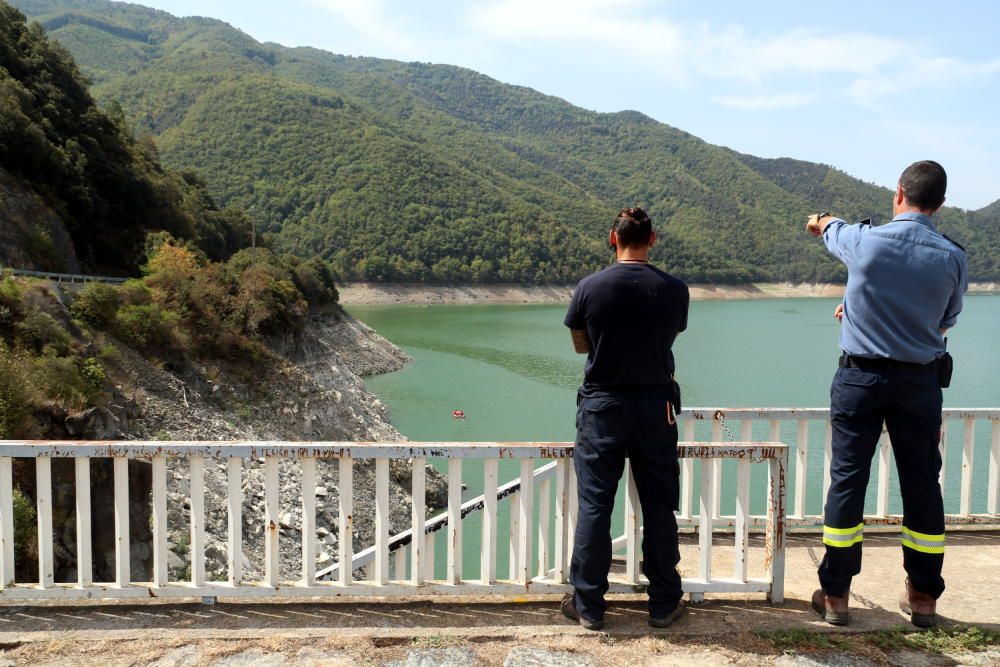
[819,364,946,599]
[571,393,683,621]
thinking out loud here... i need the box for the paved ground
[0,532,997,665]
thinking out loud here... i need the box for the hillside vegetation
[10,0,1000,283]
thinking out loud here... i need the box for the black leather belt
[839,354,935,372]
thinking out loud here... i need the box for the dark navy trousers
[819,365,946,599]
[571,394,683,621]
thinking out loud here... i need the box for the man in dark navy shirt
[561,207,689,630]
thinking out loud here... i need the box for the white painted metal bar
[508,491,520,579]
[766,450,787,604]
[75,456,92,588]
[393,545,406,580]
[113,456,129,588]
[226,457,242,586]
[338,457,353,586]
[876,433,890,517]
[734,458,750,583]
[301,456,317,586]
[36,457,53,588]
[681,421,695,519]
[263,456,279,587]
[374,457,390,585]
[822,421,833,508]
[698,458,713,585]
[711,420,722,519]
[567,465,578,565]
[769,420,781,447]
[424,531,436,581]
[537,477,551,578]
[151,455,166,587]
[990,420,1000,515]
[411,458,426,586]
[517,459,534,585]
[481,458,498,584]
[189,455,205,587]
[553,459,568,583]
[447,458,462,584]
[794,420,809,519]
[624,461,641,584]
[0,457,12,587]
[961,418,974,516]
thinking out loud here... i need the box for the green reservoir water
[348,296,1000,579]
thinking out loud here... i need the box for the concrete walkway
[0,532,997,665]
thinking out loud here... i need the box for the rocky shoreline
[338,281,1000,305]
[23,298,441,585]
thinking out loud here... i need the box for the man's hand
[834,303,844,322]
[806,213,836,237]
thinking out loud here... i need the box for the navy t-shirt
[564,263,689,398]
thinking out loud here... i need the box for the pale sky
[133,0,1000,210]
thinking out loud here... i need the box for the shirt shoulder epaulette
[941,233,966,252]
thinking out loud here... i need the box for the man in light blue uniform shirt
[805,160,967,628]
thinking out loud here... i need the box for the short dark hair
[612,207,653,247]
[899,160,947,211]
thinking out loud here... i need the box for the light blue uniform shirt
[823,212,968,363]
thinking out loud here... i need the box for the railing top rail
[0,440,786,460]
[4,268,127,284]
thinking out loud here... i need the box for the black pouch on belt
[670,378,682,414]
[937,352,953,389]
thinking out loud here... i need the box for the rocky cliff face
[26,299,440,584]
[0,169,80,273]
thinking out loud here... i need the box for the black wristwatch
[816,211,832,220]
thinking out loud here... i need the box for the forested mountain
[10,0,1000,282]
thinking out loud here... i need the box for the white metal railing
[675,409,1000,528]
[0,440,787,603]
[2,267,127,284]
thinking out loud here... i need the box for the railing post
[374,457,390,585]
[75,456,92,588]
[447,458,462,584]
[766,447,788,604]
[961,418,974,516]
[876,433,890,517]
[794,420,808,519]
[822,421,833,512]
[36,457,54,588]
[680,421,695,519]
[227,457,243,587]
[263,456,279,588]
[0,457,13,587]
[481,458,498,584]
[734,458,750,583]
[517,459,534,585]
[508,491,520,579]
[624,460,641,584]
[989,419,1000,515]
[711,420,722,519]
[113,456,129,588]
[301,456,317,586]
[190,455,205,588]
[939,420,949,494]
[411,458,426,586]
[553,459,569,583]
[693,456,714,603]
[151,455,167,587]
[537,476,550,579]
[338,457,353,586]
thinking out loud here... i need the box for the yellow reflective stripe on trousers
[822,523,864,547]
[900,526,945,555]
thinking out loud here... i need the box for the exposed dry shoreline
[338,281,999,305]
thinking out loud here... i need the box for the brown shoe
[560,593,604,631]
[899,578,937,628]
[811,588,849,626]
[649,601,687,628]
